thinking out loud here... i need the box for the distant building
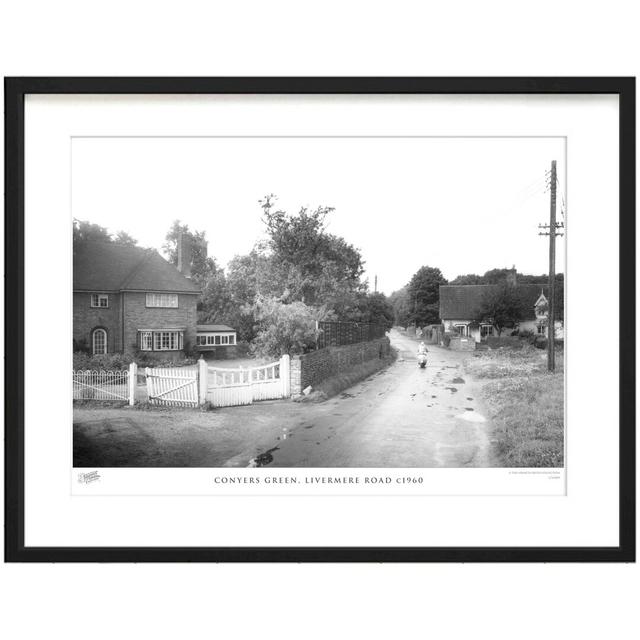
[439,271,563,343]
[73,239,200,359]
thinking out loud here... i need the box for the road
[74,329,497,468]
[262,329,496,468]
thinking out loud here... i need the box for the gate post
[128,362,137,406]
[280,354,291,398]
[198,356,208,405]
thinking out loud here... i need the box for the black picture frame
[4,77,635,563]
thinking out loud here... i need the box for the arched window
[92,328,107,355]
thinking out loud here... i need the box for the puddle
[465,407,474,411]
[340,393,355,399]
[451,377,465,384]
[303,425,314,429]
[445,387,458,393]
[431,395,437,398]
[250,446,280,467]
[466,397,473,401]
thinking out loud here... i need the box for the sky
[72,136,566,294]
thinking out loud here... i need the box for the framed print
[4,77,635,562]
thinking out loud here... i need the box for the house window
[146,293,178,308]
[454,324,468,337]
[139,331,153,351]
[138,330,184,351]
[91,294,109,308]
[92,328,107,355]
[480,324,494,338]
[196,332,237,347]
[537,324,546,335]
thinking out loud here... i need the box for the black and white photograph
[71,136,566,471]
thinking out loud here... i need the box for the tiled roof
[439,284,548,320]
[197,324,235,332]
[73,241,200,293]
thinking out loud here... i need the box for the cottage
[439,276,564,344]
[73,239,200,360]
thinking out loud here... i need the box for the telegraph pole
[374,274,378,293]
[538,160,564,371]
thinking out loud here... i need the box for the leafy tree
[259,195,365,306]
[473,283,528,336]
[407,266,448,325]
[73,219,112,244]
[73,219,138,247]
[250,295,323,358]
[343,292,395,329]
[388,287,412,327]
[113,230,138,246]
[162,220,219,290]
[450,273,483,285]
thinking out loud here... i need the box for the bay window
[138,330,184,351]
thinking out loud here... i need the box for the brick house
[73,241,200,359]
[439,273,564,343]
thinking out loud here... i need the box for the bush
[251,296,321,359]
[73,351,132,371]
[235,340,251,357]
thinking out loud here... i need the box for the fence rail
[316,321,387,349]
[72,369,130,401]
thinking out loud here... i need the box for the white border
[24,94,619,547]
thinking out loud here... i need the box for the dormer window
[90,294,109,308]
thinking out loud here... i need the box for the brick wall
[122,292,198,354]
[290,337,390,397]
[73,292,122,353]
[74,290,199,357]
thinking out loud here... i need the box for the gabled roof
[439,284,548,321]
[73,241,200,293]
[197,324,235,332]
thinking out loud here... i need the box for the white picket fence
[207,355,290,408]
[72,356,291,409]
[73,365,136,404]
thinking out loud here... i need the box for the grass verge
[466,347,564,467]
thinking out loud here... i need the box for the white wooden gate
[145,367,198,407]
[206,355,290,408]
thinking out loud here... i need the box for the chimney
[177,232,192,279]
[506,265,517,287]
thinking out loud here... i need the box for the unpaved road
[263,329,496,467]
[74,330,497,468]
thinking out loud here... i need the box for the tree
[259,195,365,306]
[73,219,138,254]
[162,220,219,290]
[343,292,395,329]
[113,230,138,246]
[473,283,528,336]
[250,295,323,358]
[73,219,112,245]
[449,273,483,285]
[388,287,412,327]
[407,266,448,326]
